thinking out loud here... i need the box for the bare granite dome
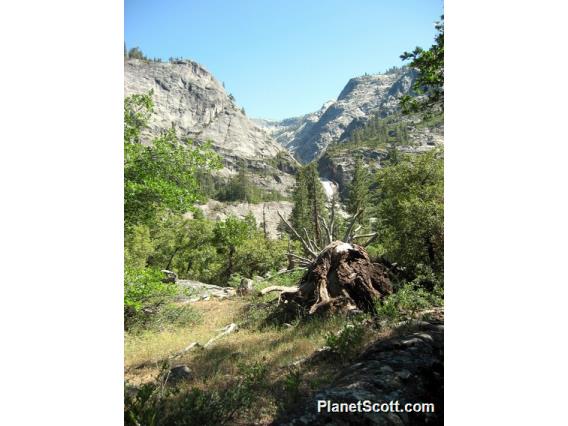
[124,59,286,161]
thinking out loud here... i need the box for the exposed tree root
[266,241,392,319]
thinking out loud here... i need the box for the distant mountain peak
[255,68,417,163]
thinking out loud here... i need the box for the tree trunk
[165,247,180,270]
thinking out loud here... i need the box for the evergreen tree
[347,157,370,227]
[290,163,327,249]
[128,47,146,60]
[400,16,444,114]
[290,168,310,235]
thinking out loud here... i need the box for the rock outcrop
[124,59,297,193]
[276,319,443,425]
[256,68,417,163]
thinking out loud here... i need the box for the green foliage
[373,148,444,276]
[125,212,289,287]
[233,236,289,280]
[326,113,412,158]
[290,163,328,248]
[400,16,444,114]
[124,267,179,329]
[214,215,255,253]
[376,283,443,321]
[213,214,256,278]
[124,92,222,227]
[347,157,371,226]
[124,362,268,425]
[281,367,302,405]
[125,224,154,269]
[128,303,203,334]
[215,168,287,203]
[127,46,147,60]
[324,317,366,360]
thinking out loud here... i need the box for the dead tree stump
[280,241,392,316]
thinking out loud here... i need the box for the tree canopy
[124,91,222,227]
[400,16,444,114]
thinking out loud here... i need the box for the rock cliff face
[124,59,297,193]
[256,68,417,163]
[318,114,444,197]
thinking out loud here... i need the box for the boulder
[161,269,177,283]
[237,278,254,296]
[168,365,194,383]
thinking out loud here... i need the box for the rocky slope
[318,113,444,197]
[256,68,417,163]
[124,59,297,193]
[276,319,444,425]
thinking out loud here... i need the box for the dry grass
[125,298,348,378]
[124,297,379,422]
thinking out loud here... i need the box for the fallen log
[260,286,298,295]
[203,323,238,348]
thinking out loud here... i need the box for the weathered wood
[260,286,299,295]
[277,211,318,258]
[279,241,392,317]
[343,210,362,242]
[131,323,239,370]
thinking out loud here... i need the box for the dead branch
[169,342,202,359]
[343,209,363,242]
[260,286,299,295]
[203,323,238,348]
[278,211,318,258]
[318,215,333,244]
[302,227,320,254]
[352,233,377,240]
[361,234,379,247]
[131,323,239,370]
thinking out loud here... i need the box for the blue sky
[125,0,443,120]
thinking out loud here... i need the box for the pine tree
[290,163,328,249]
[347,157,370,227]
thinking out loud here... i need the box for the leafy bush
[324,317,366,360]
[125,224,154,268]
[125,362,268,425]
[124,267,179,329]
[376,283,443,321]
[233,236,289,279]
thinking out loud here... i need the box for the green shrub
[130,303,202,333]
[324,317,366,360]
[125,224,154,269]
[233,236,288,279]
[124,267,179,329]
[125,362,268,425]
[376,282,443,321]
[281,367,302,405]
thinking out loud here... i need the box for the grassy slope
[125,294,387,423]
[125,275,444,424]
